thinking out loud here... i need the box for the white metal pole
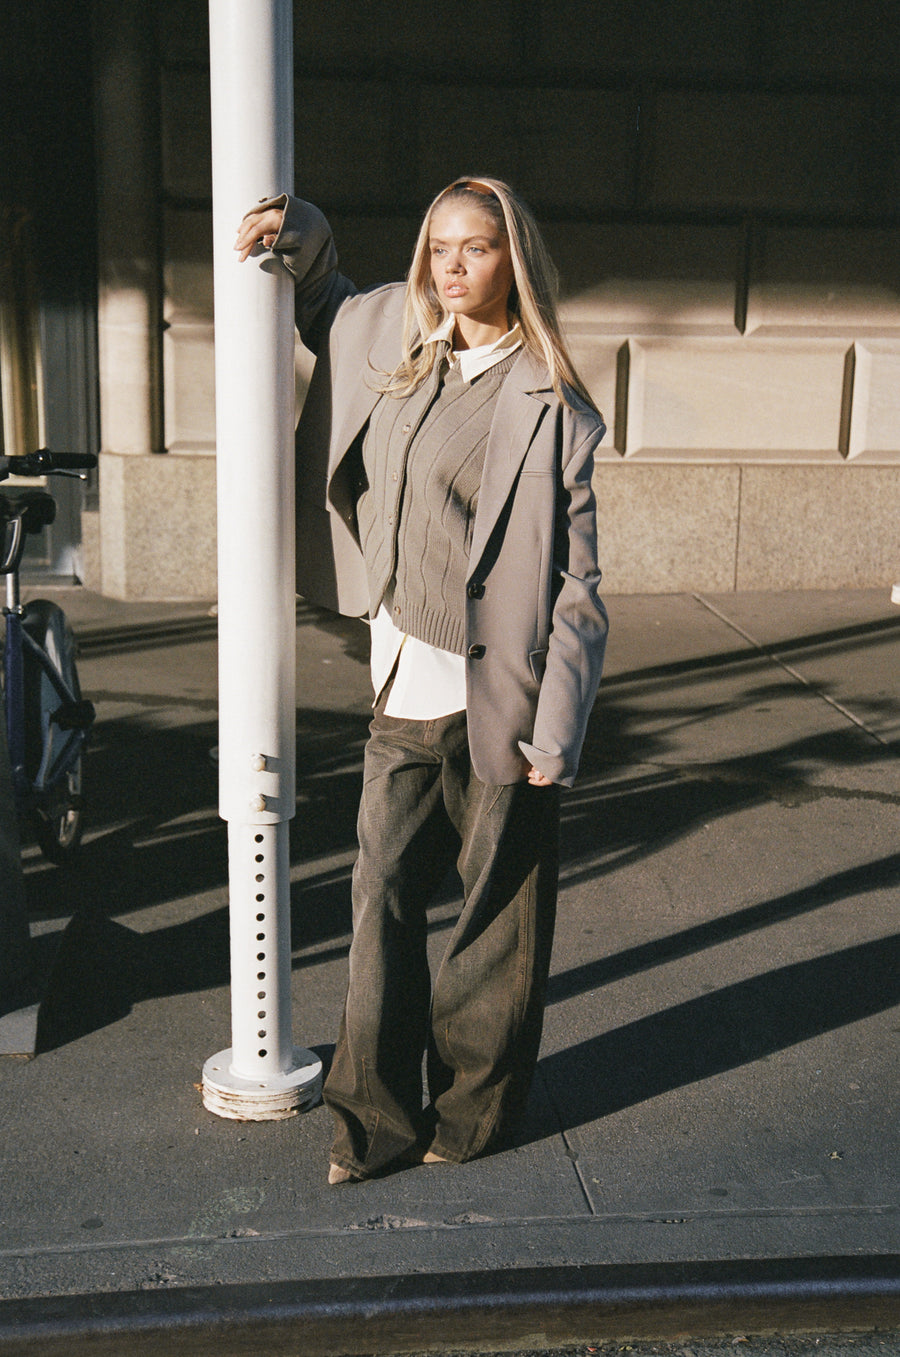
[203,0,321,1119]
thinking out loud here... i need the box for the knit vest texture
[357,353,516,656]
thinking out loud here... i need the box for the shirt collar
[424,317,523,384]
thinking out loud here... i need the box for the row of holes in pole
[254,832,268,1059]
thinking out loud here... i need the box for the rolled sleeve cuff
[517,740,575,788]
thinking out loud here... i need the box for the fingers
[526,766,553,787]
[234,208,284,262]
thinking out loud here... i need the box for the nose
[446,252,464,273]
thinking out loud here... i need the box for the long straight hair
[376,176,598,412]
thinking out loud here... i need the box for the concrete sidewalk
[0,587,898,1347]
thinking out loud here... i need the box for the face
[428,202,514,338]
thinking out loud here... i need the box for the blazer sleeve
[518,411,608,787]
[253,193,358,355]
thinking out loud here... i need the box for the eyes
[430,242,489,258]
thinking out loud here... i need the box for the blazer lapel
[329,288,407,478]
[468,351,553,573]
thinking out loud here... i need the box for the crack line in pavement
[532,1068,597,1215]
[1,1203,897,1262]
[693,594,892,748]
[561,1129,596,1215]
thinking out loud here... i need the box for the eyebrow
[429,233,500,246]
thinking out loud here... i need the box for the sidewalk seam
[3,1202,897,1264]
[692,593,891,747]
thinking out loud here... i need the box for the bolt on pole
[203,0,321,1118]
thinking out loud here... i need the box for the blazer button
[467,643,485,659]
[467,581,485,599]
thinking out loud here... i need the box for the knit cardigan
[357,354,517,656]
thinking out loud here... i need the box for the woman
[236,177,608,1184]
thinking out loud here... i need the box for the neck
[452,312,511,351]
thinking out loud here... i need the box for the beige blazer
[270,196,608,787]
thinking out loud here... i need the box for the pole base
[201,1047,323,1121]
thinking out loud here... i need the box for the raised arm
[235,194,357,355]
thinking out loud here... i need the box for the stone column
[92,0,162,595]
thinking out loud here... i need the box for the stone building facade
[3,0,899,599]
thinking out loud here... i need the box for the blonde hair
[376,176,597,412]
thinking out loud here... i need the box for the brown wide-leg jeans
[323,701,560,1178]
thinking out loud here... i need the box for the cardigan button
[467,643,486,659]
[467,581,485,599]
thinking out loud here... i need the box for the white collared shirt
[429,314,524,383]
[370,321,523,718]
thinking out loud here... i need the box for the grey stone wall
[150,0,900,597]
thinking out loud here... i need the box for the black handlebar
[0,447,99,479]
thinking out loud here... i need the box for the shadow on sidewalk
[546,851,900,1004]
[601,610,900,696]
[21,610,899,1073]
[531,930,900,1139]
